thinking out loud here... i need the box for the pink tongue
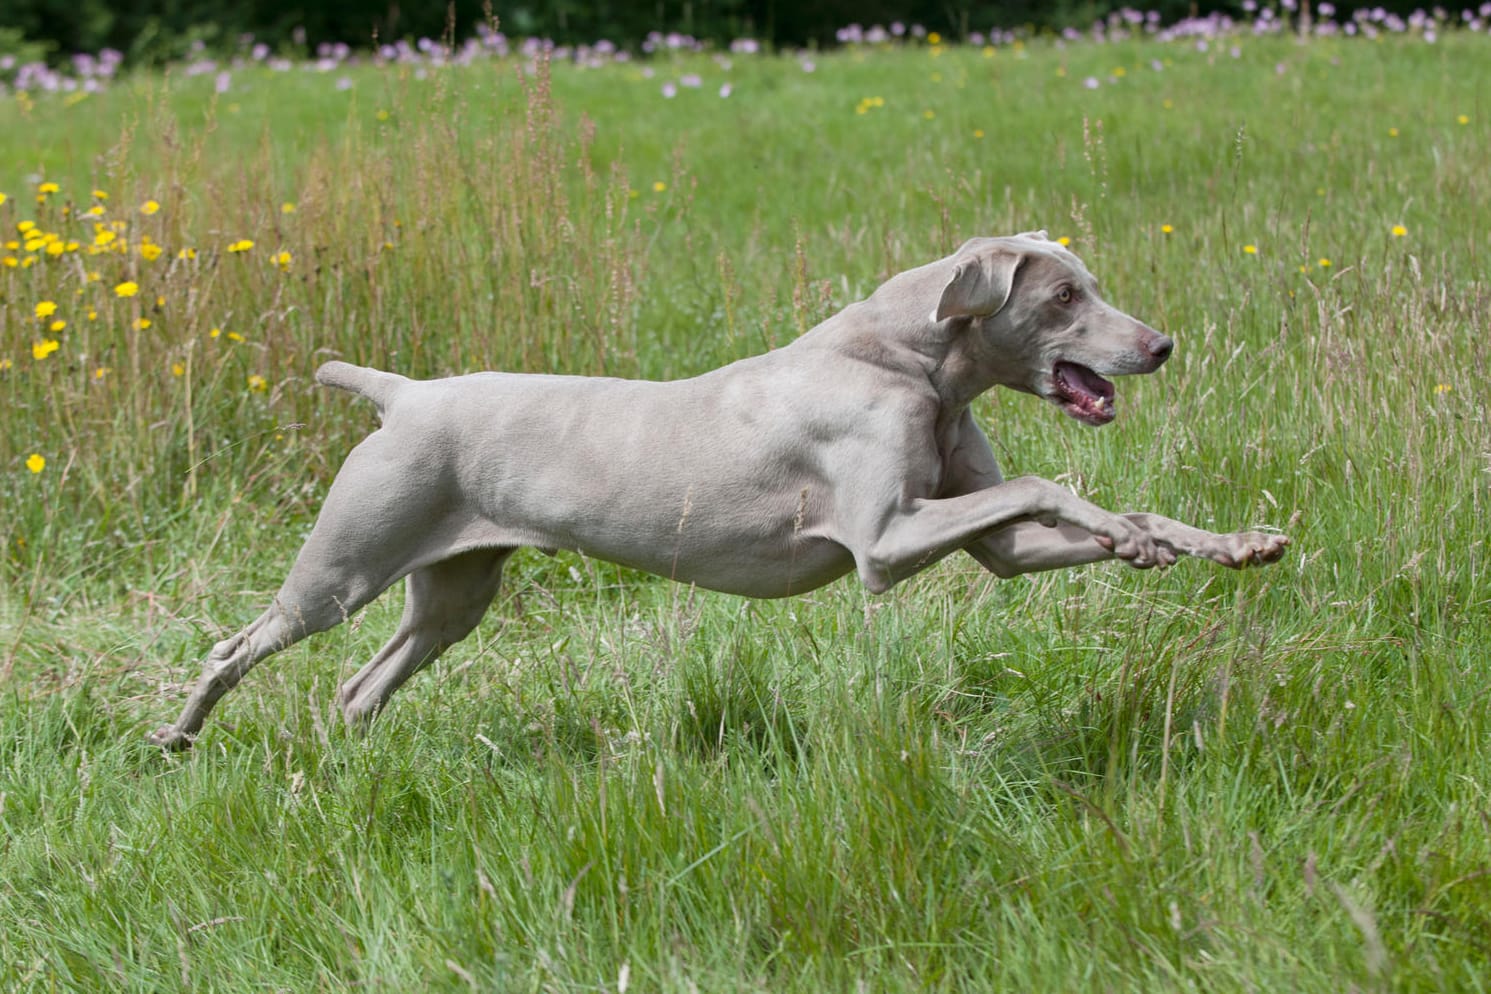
[1057,361,1113,401]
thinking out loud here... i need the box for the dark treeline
[0,1,1460,64]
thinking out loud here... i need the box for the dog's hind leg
[147,580,370,751]
[337,548,513,729]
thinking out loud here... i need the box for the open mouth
[1051,360,1117,426]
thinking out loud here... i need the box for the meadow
[2,18,1490,992]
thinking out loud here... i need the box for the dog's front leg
[966,513,1288,579]
[854,476,1166,593]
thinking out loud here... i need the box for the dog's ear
[936,249,1023,321]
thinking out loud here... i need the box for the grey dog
[150,231,1288,749]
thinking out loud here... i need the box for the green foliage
[2,31,1490,992]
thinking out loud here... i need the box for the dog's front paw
[1210,531,1290,569]
[148,725,194,751]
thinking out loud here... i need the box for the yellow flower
[1318,258,1331,268]
[35,300,58,319]
[38,181,59,194]
[115,281,139,297]
[1056,236,1071,247]
[1112,66,1127,78]
[1458,114,1470,125]
[227,331,244,342]
[1434,383,1452,394]
[26,453,46,474]
[1243,244,1258,255]
[171,361,186,377]
[132,318,152,330]
[32,339,60,360]
[140,199,160,215]
[0,358,11,371]
[139,241,163,261]
[927,31,941,44]
[651,182,666,193]
[271,249,292,269]
[247,374,268,392]
[1160,224,1173,234]
[209,327,222,338]
[973,129,985,139]
[18,220,36,233]
[50,319,65,332]
[0,192,7,206]
[228,239,255,253]
[1391,224,1407,237]
[94,230,117,247]
[177,247,197,259]
[1388,127,1399,137]
[92,189,108,200]
[93,366,110,380]
[281,202,296,214]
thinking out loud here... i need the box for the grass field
[3,23,1490,992]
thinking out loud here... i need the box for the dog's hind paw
[148,725,195,751]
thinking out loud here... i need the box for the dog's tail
[315,361,410,418]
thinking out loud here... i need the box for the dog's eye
[1056,286,1074,304]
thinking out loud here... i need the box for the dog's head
[934,232,1172,426]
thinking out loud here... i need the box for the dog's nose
[1147,334,1174,363]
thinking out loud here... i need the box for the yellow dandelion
[247,374,268,392]
[2,257,16,268]
[209,327,222,338]
[132,318,152,331]
[1434,383,1452,394]
[1318,258,1331,268]
[93,366,110,380]
[973,129,985,139]
[0,358,11,371]
[1388,127,1399,137]
[26,453,46,474]
[652,182,667,193]
[1243,244,1258,255]
[1457,114,1470,125]
[49,319,65,332]
[1391,224,1407,237]
[271,249,292,269]
[1057,236,1072,247]
[139,241,163,261]
[38,181,59,194]
[35,300,58,319]
[177,247,197,260]
[1160,224,1174,234]
[0,192,7,206]
[83,204,105,218]
[227,331,244,342]
[92,189,108,200]
[94,230,117,247]
[922,109,936,120]
[32,339,60,360]
[1112,66,1127,77]
[115,280,139,297]
[927,31,941,44]
[171,361,186,377]
[140,199,161,215]
[228,239,255,253]
[17,220,35,233]
[281,202,296,214]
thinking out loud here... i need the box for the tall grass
[2,30,1489,992]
